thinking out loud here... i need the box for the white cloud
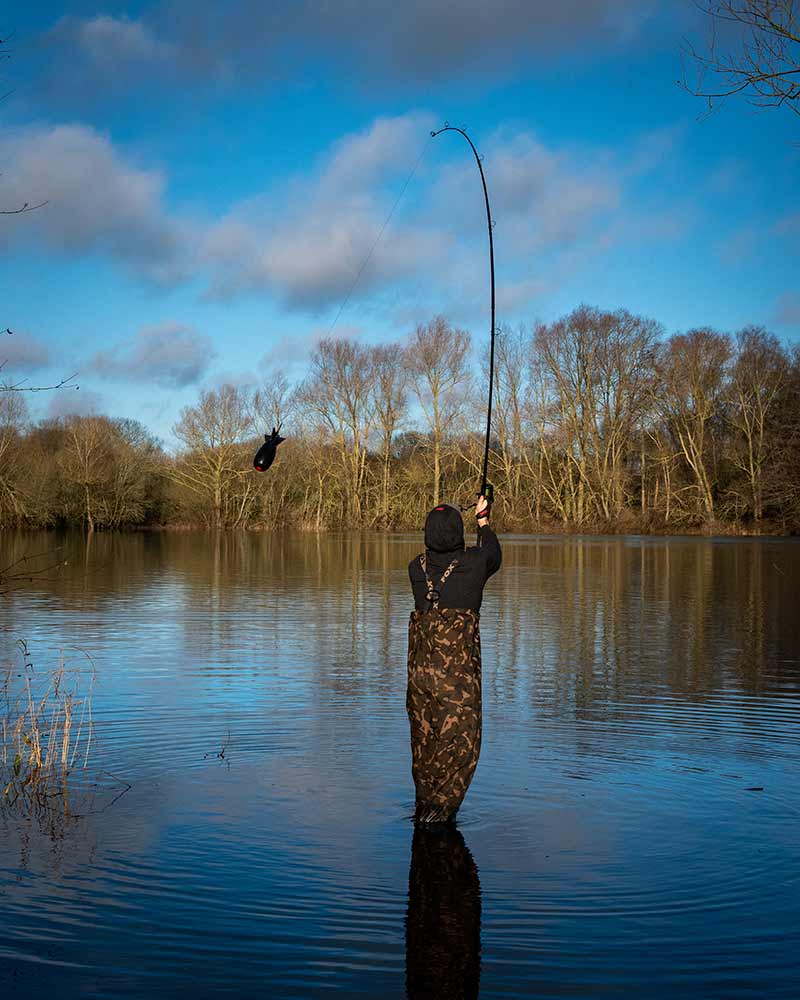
[496,277,553,312]
[200,113,448,307]
[259,325,365,369]
[45,2,665,97]
[716,224,760,266]
[0,332,51,371]
[46,387,103,419]
[73,15,174,67]
[774,292,800,330]
[89,324,214,387]
[431,130,621,254]
[0,124,191,283]
[323,115,436,192]
[0,114,681,318]
[626,125,686,177]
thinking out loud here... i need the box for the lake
[1,530,799,998]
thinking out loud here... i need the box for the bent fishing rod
[430,124,497,523]
[255,123,499,527]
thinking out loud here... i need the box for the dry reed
[2,640,95,807]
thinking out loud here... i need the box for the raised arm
[476,495,501,576]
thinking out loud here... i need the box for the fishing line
[430,124,496,509]
[254,135,430,470]
[323,134,433,341]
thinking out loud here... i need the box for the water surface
[1,531,799,998]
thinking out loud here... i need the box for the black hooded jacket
[408,504,502,612]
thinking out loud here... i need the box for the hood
[424,504,465,553]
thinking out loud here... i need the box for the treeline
[2,307,799,534]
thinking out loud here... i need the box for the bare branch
[0,369,79,393]
[0,547,68,597]
[0,200,48,215]
[682,1,800,118]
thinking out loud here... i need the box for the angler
[407,495,501,824]
[404,125,500,825]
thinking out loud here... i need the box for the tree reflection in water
[405,823,481,1000]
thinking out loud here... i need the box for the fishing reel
[458,483,494,517]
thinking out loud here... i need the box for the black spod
[253,428,285,472]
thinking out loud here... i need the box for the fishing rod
[255,123,498,526]
[430,124,496,521]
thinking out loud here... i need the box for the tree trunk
[84,483,94,533]
[433,439,440,507]
[213,475,222,530]
[382,449,391,526]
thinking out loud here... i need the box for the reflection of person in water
[405,823,482,999]
[407,497,501,823]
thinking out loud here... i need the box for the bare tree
[491,325,532,523]
[171,385,254,529]
[298,339,374,523]
[654,329,733,522]
[683,1,800,117]
[51,415,158,531]
[104,418,164,527]
[1,304,797,535]
[407,317,471,506]
[760,342,800,528]
[252,369,295,433]
[58,416,114,532]
[727,326,788,521]
[370,343,408,526]
[534,306,660,525]
[0,392,27,522]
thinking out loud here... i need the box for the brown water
[1,530,799,998]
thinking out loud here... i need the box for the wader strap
[419,555,459,608]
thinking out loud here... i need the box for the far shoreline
[3,521,798,540]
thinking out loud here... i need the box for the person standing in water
[407,496,501,824]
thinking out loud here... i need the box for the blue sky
[2,1,798,443]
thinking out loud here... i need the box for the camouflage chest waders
[407,555,482,824]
